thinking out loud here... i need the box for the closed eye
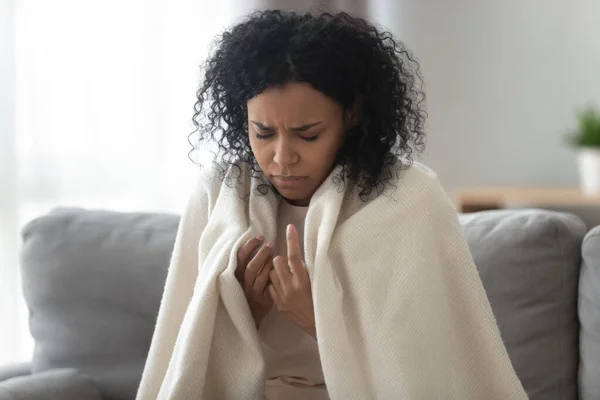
[255,133,274,140]
[251,120,321,142]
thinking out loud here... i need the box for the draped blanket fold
[136,160,527,399]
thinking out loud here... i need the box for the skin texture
[247,82,357,207]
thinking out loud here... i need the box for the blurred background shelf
[453,187,600,213]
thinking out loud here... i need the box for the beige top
[259,199,329,400]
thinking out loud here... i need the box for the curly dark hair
[189,9,427,202]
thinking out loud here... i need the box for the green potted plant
[566,104,600,195]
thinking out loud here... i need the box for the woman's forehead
[247,83,342,121]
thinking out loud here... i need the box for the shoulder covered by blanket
[136,159,527,400]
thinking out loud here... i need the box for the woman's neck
[283,196,310,207]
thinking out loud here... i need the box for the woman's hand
[236,236,275,327]
[268,224,317,339]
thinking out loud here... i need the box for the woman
[137,10,527,400]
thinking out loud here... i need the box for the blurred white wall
[371,0,600,194]
[0,0,21,364]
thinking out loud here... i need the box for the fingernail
[256,235,264,241]
[287,224,292,237]
[266,241,275,248]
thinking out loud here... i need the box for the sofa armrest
[0,368,103,400]
[0,363,31,382]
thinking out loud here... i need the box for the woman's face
[248,82,351,207]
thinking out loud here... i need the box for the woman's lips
[272,176,306,188]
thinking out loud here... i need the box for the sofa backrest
[20,207,178,400]
[20,207,591,400]
[459,209,586,400]
[579,225,600,400]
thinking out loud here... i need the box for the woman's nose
[273,137,298,165]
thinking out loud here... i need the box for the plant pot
[577,148,600,195]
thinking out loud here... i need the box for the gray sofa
[0,207,599,400]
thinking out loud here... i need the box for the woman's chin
[267,180,312,206]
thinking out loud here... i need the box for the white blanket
[136,159,527,399]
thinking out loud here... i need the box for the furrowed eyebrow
[250,121,322,132]
[250,121,272,130]
[290,122,322,132]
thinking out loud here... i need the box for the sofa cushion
[580,226,600,400]
[20,208,179,400]
[0,363,31,383]
[459,209,586,400]
[0,368,102,400]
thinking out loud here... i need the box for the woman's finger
[268,268,283,303]
[252,257,274,296]
[285,224,304,278]
[235,238,261,282]
[237,236,265,266]
[269,268,282,292]
[271,257,291,296]
[244,241,274,287]
[273,256,292,279]
[268,283,281,306]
